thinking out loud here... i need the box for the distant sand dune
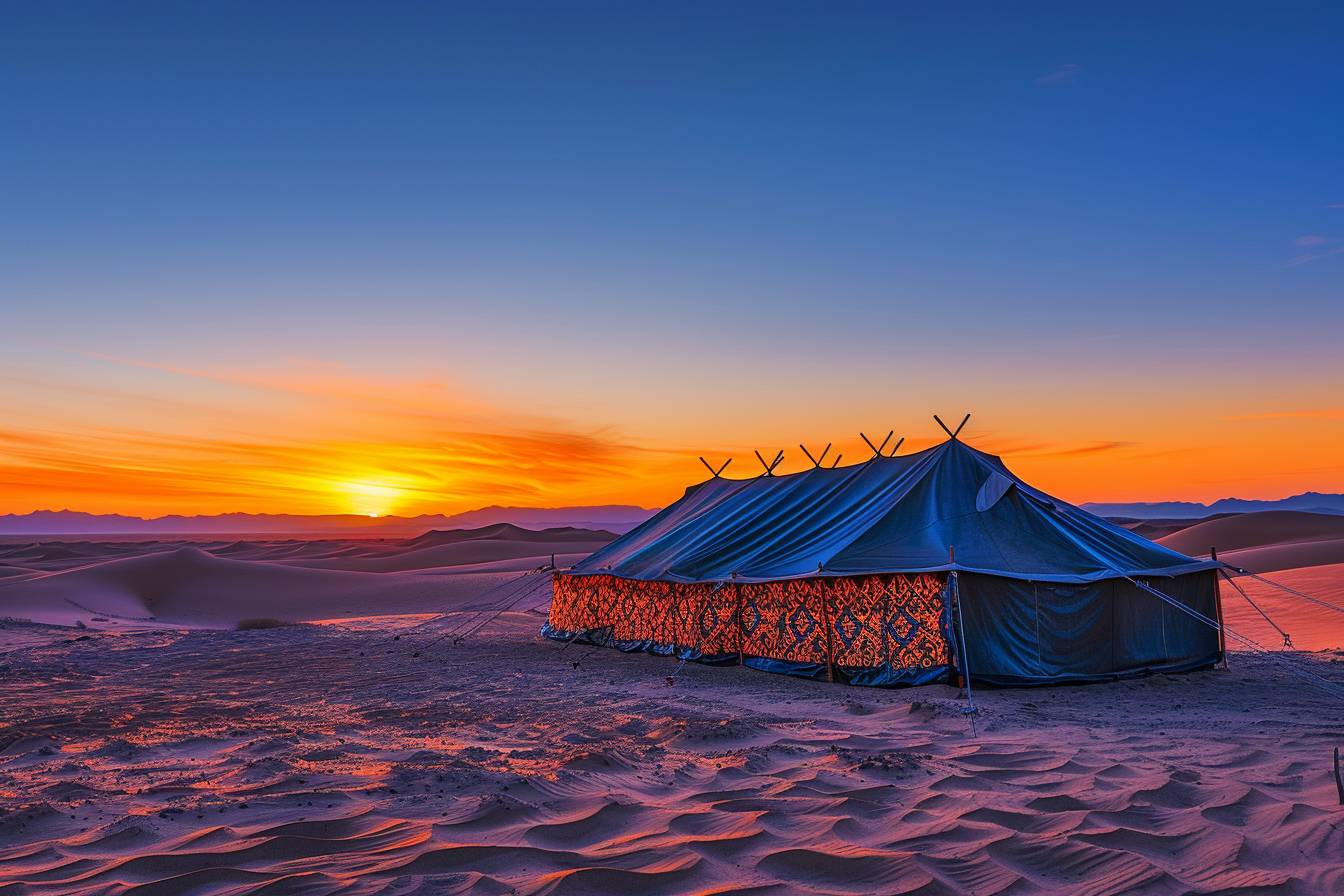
[0,526,608,629]
[271,536,612,574]
[1159,510,1344,557]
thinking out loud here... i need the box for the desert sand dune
[407,523,615,546]
[0,525,615,573]
[0,526,610,626]
[272,537,612,573]
[0,545,466,627]
[1218,538,1344,574]
[1155,511,1344,574]
[0,527,604,629]
[1159,510,1344,556]
[1113,513,1237,541]
[0,540,163,572]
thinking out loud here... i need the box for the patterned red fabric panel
[826,575,888,667]
[549,572,949,671]
[549,572,603,633]
[736,578,830,664]
[828,573,950,672]
[550,574,739,653]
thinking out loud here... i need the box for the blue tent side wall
[955,570,1222,686]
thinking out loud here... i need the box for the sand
[2,618,1343,894]
[2,519,1343,894]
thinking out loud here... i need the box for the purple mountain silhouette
[0,505,658,537]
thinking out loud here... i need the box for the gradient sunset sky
[3,3,1342,518]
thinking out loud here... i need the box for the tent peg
[1335,748,1344,806]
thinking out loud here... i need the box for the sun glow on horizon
[1,348,1341,518]
[340,480,407,519]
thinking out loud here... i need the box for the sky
[2,2,1342,518]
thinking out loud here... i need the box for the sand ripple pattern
[2,618,1343,894]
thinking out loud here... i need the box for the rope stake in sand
[1218,569,1292,648]
[1335,747,1344,806]
[666,656,688,686]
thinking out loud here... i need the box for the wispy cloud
[969,436,1134,458]
[1286,233,1343,266]
[1328,203,1344,209]
[58,347,485,419]
[1225,409,1344,422]
[1288,244,1344,266]
[1035,64,1081,87]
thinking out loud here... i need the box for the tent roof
[569,439,1216,584]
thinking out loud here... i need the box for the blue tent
[551,438,1223,685]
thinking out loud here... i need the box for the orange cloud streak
[3,351,1343,516]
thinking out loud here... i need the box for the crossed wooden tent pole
[697,413,970,479]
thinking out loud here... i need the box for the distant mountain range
[1083,492,1344,520]
[0,505,659,537]
[7,491,1342,536]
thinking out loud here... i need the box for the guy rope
[1122,574,1344,703]
[412,560,556,654]
[1222,563,1344,617]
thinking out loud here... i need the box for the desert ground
[2,513,1343,894]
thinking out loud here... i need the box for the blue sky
[2,2,1342,512]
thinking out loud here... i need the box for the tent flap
[955,570,1222,685]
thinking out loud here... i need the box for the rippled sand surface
[3,614,1343,895]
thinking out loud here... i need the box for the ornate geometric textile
[548,571,950,681]
[826,573,949,674]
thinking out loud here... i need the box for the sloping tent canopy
[571,438,1217,585]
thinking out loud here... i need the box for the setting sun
[340,480,406,518]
